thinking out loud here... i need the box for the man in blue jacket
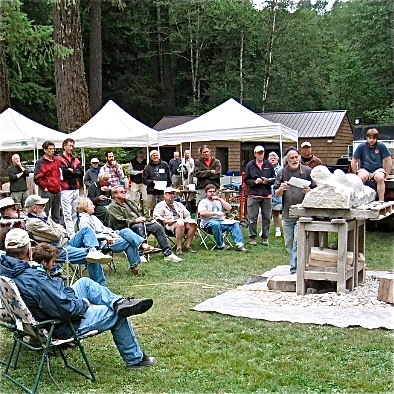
[0,228,157,369]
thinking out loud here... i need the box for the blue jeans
[72,278,143,366]
[131,222,172,256]
[247,196,272,239]
[58,227,106,286]
[282,220,298,274]
[109,228,144,268]
[203,219,245,248]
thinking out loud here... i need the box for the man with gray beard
[273,147,313,274]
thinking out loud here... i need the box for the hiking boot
[236,246,249,252]
[113,297,153,318]
[129,266,142,277]
[86,250,112,263]
[128,353,157,369]
[262,238,269,246]
[164,253,182,262]
[249,239,257,246]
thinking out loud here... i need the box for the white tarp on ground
[0,108,65,151]
[157,98,298,146]
[193,266,394,330]
[68,100,158,148]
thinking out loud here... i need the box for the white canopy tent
[0,108,65,154]
[157,98,298,158]
[68,100,158,148]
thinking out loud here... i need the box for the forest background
[0,0,393,171]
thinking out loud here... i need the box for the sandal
[141,245,161,254]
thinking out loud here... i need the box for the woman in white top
[77,197,159,276]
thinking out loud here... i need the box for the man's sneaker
[236,246,249,252]
[128,353,157,369]
[140,255,148,263]
[130,266,142,277]
[249,239,257,246]
[86,250,112,263]
[262,238,269,246]
[113,297,153,318]
[275,228,282,237]
[164,253,182,262]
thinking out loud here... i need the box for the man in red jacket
[34,140,61,223]
[58,138,84,237]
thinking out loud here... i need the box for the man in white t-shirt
[198,184,247,252]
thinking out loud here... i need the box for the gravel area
[257,274,393,309]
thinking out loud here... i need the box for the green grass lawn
[1,228,393,393]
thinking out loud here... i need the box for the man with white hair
[6,154,30,207]
[181,150,195,186]
[273,147,313,274]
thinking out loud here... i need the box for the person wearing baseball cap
[244,145,276,246]
[153,187,197,254]
[84,157,101,187]
[300,141,322,169]
[0,229,157,370]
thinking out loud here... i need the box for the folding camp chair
[196,216,233,250]
[0,275,97,394]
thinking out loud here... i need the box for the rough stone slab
[267,275,296,292]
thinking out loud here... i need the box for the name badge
[159,169,165,174]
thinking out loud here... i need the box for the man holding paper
[143,150,171,215]
[273,147,313,274]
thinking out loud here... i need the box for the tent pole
[279,132,283,164]
[81,148,86,196]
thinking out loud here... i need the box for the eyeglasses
[117,190,126,194]
[255,151,264,154]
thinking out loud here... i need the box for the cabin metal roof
[154,110,349,138]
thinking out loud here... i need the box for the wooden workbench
[289,201,394,295]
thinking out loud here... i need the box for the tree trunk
[239,29,244,104]
[160,4,175,110]
[54,0,91,132]
[149,3,160,87]
[0,37,12,181]
[261,0,277,112]
[89,0,102,115]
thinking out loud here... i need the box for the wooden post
[377,276,394,304]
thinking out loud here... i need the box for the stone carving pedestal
[289,202,394,295]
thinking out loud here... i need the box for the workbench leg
[296,221,307,295]
[337,223,347,293]
[347,224,356,291]
[357,220,366,284]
